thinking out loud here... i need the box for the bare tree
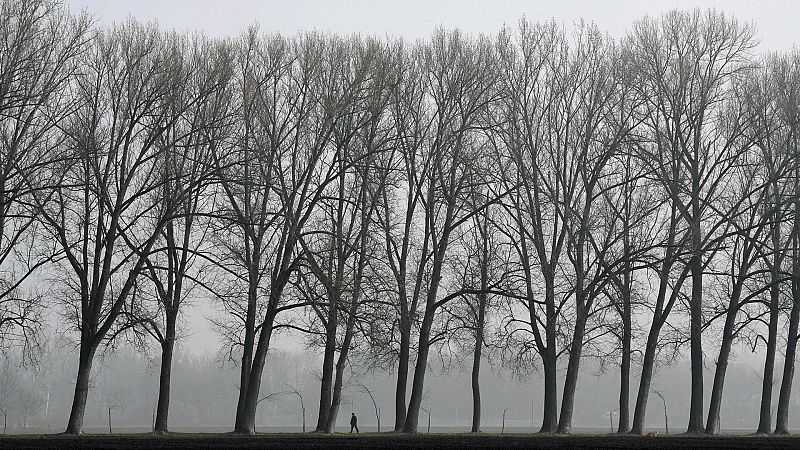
[375,38,428,432]
[553,24,642,435]
[628,10,757,433]
[133,35,235,433]
[0,0,89,361]
[296,37,395,433]
[31,21,213,434]
[441,185,518,433]
[211,30,376,434]
[402,30,499,433]
[774,50,800,435]
[493,21,570,433]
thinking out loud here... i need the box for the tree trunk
[558,207,589,435]
[631,329,659,435]
[324,296,360,433]
[403,218,453,434]
[235,311,276,434]
[234,269,258,432]
[65,339,96,435]
[618,305,631,433]
[631,206,680,435]
[154,310,177,433]
[325,359,347,433]
[557,312,587,434]
[471,225,488,434]
[757,263,780,433]
[316,317,336,432]
[403,311,433,433]
[775,285,800,434]
[539,276,558,434]
[776,229,800,434]
[617,216,632,434]
[705,282,741,434]
[540,345,558,433]
[687,248,705,433]
[471,327,482,433]
[394,321,410,432]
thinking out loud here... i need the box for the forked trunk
[234,312,276,434]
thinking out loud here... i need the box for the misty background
[0,331,777,432]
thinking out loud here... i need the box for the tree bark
[617,196,632,434]
[470,341,482,433]
[324,289,361,433]
[775,278,800,434]
[757,240,781,434]
[471,219,488,434]
[631,206,681,435]
[557,312,587,434]
[776,189,800,435]
[234,266,259,432]
[402,199,455,433]
[403,307,435,433]
[315,313,336,432]
[154,310,177,433]
[705,282,742,434]
[618,297,631,434]
[65,338,96,435]
[687,219,705,433]
[540,276,559,434]
[394,321,410,432]
[631,329,660,435]
[235,310,276,434]
[470,290,487,434]
[325,356,347,433]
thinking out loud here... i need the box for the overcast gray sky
[67,0,798,52]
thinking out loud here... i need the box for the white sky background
[67,0,798,52]
[61,0,799,355]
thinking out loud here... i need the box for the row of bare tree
[4,0,800,437]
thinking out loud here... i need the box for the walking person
[350,412,359,433]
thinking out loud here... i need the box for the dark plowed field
[2,433,800,450]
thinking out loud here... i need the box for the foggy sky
[66,0,798,53]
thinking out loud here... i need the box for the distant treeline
[2,0,800,437]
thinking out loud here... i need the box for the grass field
[1,431,799,449]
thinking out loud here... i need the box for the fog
[0,336,783,432]
[65,0,799,53]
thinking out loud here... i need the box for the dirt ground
[2,433,800,450]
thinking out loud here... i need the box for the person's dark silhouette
[350,412,359,433]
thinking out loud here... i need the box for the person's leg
[356,425,359,433]
[350,425,354,433]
